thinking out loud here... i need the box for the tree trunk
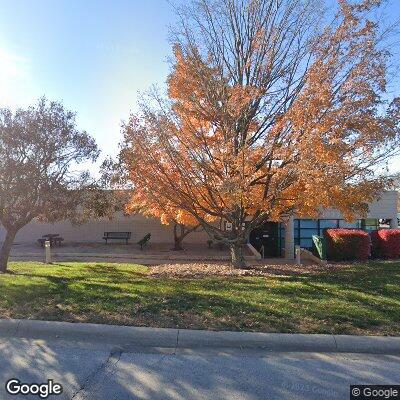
[0,229,17,273]
[230,243,246,269]
[172,222,201,250]
[173,223,185,251]
[173,235,184,251]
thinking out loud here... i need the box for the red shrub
[370,229,400,259]
[324,229,371,261]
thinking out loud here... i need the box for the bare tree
[0,98,99,272]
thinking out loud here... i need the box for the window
[339,220,362,229]
[299,220,317,228]
[295,219,318,250]
[278,218,365,252]
[300,238,313,248]
[300,228,318,237]
[319,220,338,229]
[363,218,378,231]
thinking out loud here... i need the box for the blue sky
[0,0,399,174]
[0,0,178,163]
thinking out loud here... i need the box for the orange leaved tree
[121,0,400,267]
[124,183,201,250]
[104,153,202,251]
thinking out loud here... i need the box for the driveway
[0,337,399,400]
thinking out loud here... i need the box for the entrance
[249,222,279,258]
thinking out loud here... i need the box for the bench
[137,233,151,250]
[103,232,131,245]
[206,239,225,250]
[37,234,64,247]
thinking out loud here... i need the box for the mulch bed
[148,261,353,278]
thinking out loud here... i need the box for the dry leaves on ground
[148,262,353,278]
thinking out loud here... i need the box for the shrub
[370,229,400,259]
[324,229,371,261]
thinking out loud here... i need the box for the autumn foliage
[325,229,371,261]
[370,229,400,258]
[121,0,400,267]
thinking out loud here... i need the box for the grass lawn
[0,261,399,335]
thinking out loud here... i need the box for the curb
[0,319,399,354]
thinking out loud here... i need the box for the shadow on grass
[10,263,146,284]
[0,261,399,334]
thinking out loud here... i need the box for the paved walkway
[9,242,294,265]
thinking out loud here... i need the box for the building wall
[0,213,210,245]
[0,191,398,245]
[314,191,398,220]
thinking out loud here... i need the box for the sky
[0,0,178,167]
[0,0,399,175]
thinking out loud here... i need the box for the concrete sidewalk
[1,319,399,355]
[9,242,298,265]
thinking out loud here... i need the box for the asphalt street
[0,337,399,400]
